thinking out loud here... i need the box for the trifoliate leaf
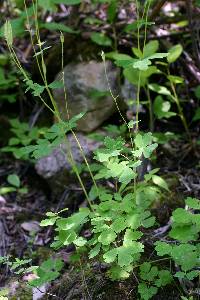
[133,133,158,158]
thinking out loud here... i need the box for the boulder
[53,60,122,132]
[35,133,100,198]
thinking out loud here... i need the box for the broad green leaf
[169,225,198,242]
[185,197,200,209]
[38,0,57,11]
[123,66,158,87]
[107,0,117,23]
[149,83,171,96]
[132,47,143,58]
[153,96,176,119]
[103,248,117,263]
[89,243,101,259]
[171,208,191,224]
[192,107,200,122]
[41,22,79,34]
[40,217,58,226]
[143,40,159,58]
[167,44,183,63]
[7,174,20,188]
[111,218,126,233]
[90,32,112,46]
[167,75,184,84]
[138,283,157,300]
[117,246,134,267]
[155,270,172,287]
[0,187,16,194]
[74,237,87,247]
[98,229,116,245]
[170,244,197,271]
[155,241,172,256]
[105,52,132,61]
[152,175,169,191]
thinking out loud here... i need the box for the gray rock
[53,60,122,132]
[35,133,100,197]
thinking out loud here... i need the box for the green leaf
[38,0,57,11]
[133,58,151,71]
[171,208,191,224]
[149,83,171,95]
[4,20,13,46]
[40,217,58,226]
[152,175,169,191]
[185,197,200,209]
[138,283,157,300]
[170,244,197,271]
[155,270,172,287]
[167,44,183,63]
[103,248,118,263]
[143,40,159,58]
[107,0,117,23]
[89,243,101,259]
[48,80,64,89]
[98,229,117,245]
[74,237,87,247]
[111,218,126,233]
[167,75,184,84]
[123,66,158,87]
[155,241,172,256]
[7,174,20,188]
[41,22,79,34]
[133,133,158,158]
[30,258,64,287]
[192,107,200,122]
[169,225,198,242]
[117,246,134,267]
[105,52,132,61]
[153,96,176,119]
[90,33,112,46]
[194,85,200,99]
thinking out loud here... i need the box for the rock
[35,133,100,198]
[53,60,123,132]
[21,221,41,233]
